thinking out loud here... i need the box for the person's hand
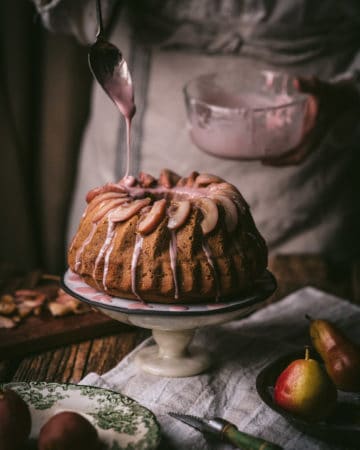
[261,75,360,167]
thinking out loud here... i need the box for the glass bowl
[183,69,308,160]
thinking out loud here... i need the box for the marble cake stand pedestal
[62,270,276,377]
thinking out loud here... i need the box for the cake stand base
[62,269,277,378]
[135,329,210,377]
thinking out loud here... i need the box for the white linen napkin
[80,287,360,450]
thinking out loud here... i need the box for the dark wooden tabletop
[1,255,359,385]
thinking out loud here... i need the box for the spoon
[88,0,136,119]
[88,0,136,178]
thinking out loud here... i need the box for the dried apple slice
[92,197,131,222]
[195,173,224,187]
[185,171,199,187]
[138,171,156,187]
[86,191,127,216]
[17,304,33,318]
[213,195,238,232]
[86,183,127,203]
[167,200,191,230]
[196,198,219,235]
[110,198,151,222]
[121,175,137,187]
[0,316,16,329]
[138,199,167,234]
[0,302,16,316]
[159,169,181,188]
[176,177,187,187]
[209,183,248,214]
[0,294,16,316]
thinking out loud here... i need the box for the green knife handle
[223,424,282,450]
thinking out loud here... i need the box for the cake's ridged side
[101,217,139,293]
[68,177,268,304]
[69,210,267,303]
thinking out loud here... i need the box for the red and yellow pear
[274,347,337,421]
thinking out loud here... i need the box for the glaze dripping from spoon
[88,0,135,178]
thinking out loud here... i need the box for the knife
[168,412,282,450]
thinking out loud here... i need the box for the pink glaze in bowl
[183,69,308,160]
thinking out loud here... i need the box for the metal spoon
[88,0,136,119]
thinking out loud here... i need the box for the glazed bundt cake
[68,169,267,303]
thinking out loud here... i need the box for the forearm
[32,0,120,44]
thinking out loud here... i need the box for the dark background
[1,0,92,273]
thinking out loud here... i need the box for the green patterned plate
[1,382,161,450]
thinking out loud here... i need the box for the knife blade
[168,412,282,450]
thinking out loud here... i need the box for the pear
[38,411,100,450]
[308,316,360,392]
[274,347,337,421]
[0,388,31,450]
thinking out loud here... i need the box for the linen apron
[34,0,360,261]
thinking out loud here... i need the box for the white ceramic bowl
[183,69,308,160]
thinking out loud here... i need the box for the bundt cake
[68,169,267,303]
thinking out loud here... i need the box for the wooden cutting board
[0,267,128,359]
[0,311,127,359]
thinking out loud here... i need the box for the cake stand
[62,270,276,377]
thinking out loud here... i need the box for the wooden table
[1,255,359,385]
[0,255,359,450]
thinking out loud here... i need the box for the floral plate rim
[0,381,161,450]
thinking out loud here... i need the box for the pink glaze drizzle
[103,237,116,290]
[202,240,221,302]
[131,234,144,300]
[74,224,98,271]
[124,117,131,178]
[68,235,77,257]
[105,60,135,179]
[74,198,124,274]
[169,305,189,311]
[83,191,122,218]
[169,230,179,299]
[93,220,116,288]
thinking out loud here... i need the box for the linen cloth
[80,287,360,450]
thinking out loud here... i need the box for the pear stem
[305,314,313,322]
[304,346,310,360]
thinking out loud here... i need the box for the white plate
[1,382,161,450]
[62,269,276,316]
